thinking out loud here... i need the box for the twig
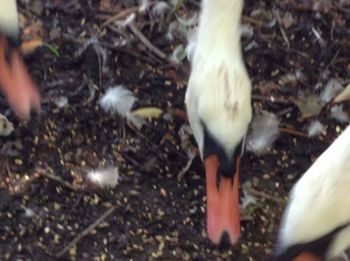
[252,94,291,104]
[242,15,264,28]
[273,9,290,49]
[279,127,308,138]
[105,24,130,39]
[246,187,286,204]
[276,107,294,116]
[36,168,79,191]
[128,22,168,61]
[100,42,158,65]
[101,1,156,27]
[56,206,116,258]
[101,6,139,27]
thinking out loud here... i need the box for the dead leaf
[257,81,279,95]
[131,107,163,119]
[312,0,334,13]
[292,94,323,118]
[282,12,294,29]
[20,39,43,55]
[100,0,112,11]
[19,19,44,54]
[22,21,44,42]
[29,0,44,15]
[333,83,350,103]
[250,8,274,23]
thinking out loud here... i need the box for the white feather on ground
[319,78,343,104]
[246,111,279,154]
[241,188,257,209]
[240,24,254,39]
[53,96,68,108]
[170,44,186,64]
[126,113,146,130]
[138,0,150,12]
[87,167,119,188]
[151,1,170,17]
[100,85,136,116]
[0,114,14,137]
[23,206,35,218]
[244,40,259,51]
[176,13,198,27]
[165,21,178,42]
[100,85,146,129]
[307,120,326,137]
[121,13,136,27]
[186,26,198,62]
[331,104,349,123]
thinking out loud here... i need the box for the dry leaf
[312,0,334,13]
[100,0,112,11]
[131,107,163,119]
[20,39,43,55]
[282,12,294,29]
[22,20,44,42]
[292,94,323,118]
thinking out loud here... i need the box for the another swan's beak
[291,253,321,261]
[204,155,240,246]
[274,252,321,261]
[0,35,40,120]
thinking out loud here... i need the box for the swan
[185,0,252,245]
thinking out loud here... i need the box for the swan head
[185,60,252,246]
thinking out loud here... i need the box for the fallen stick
[279,127,308,138]
[56,206,116,258]
[246,187,286,204]
[128,22,167,61]
[36,168,79,191]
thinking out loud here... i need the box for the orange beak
[204,154,240,245]
[0,35,40,120]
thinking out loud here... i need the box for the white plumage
[276,125,350,260]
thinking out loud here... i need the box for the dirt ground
[1,0,350,260]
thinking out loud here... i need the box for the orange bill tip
[205,155,240,245]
